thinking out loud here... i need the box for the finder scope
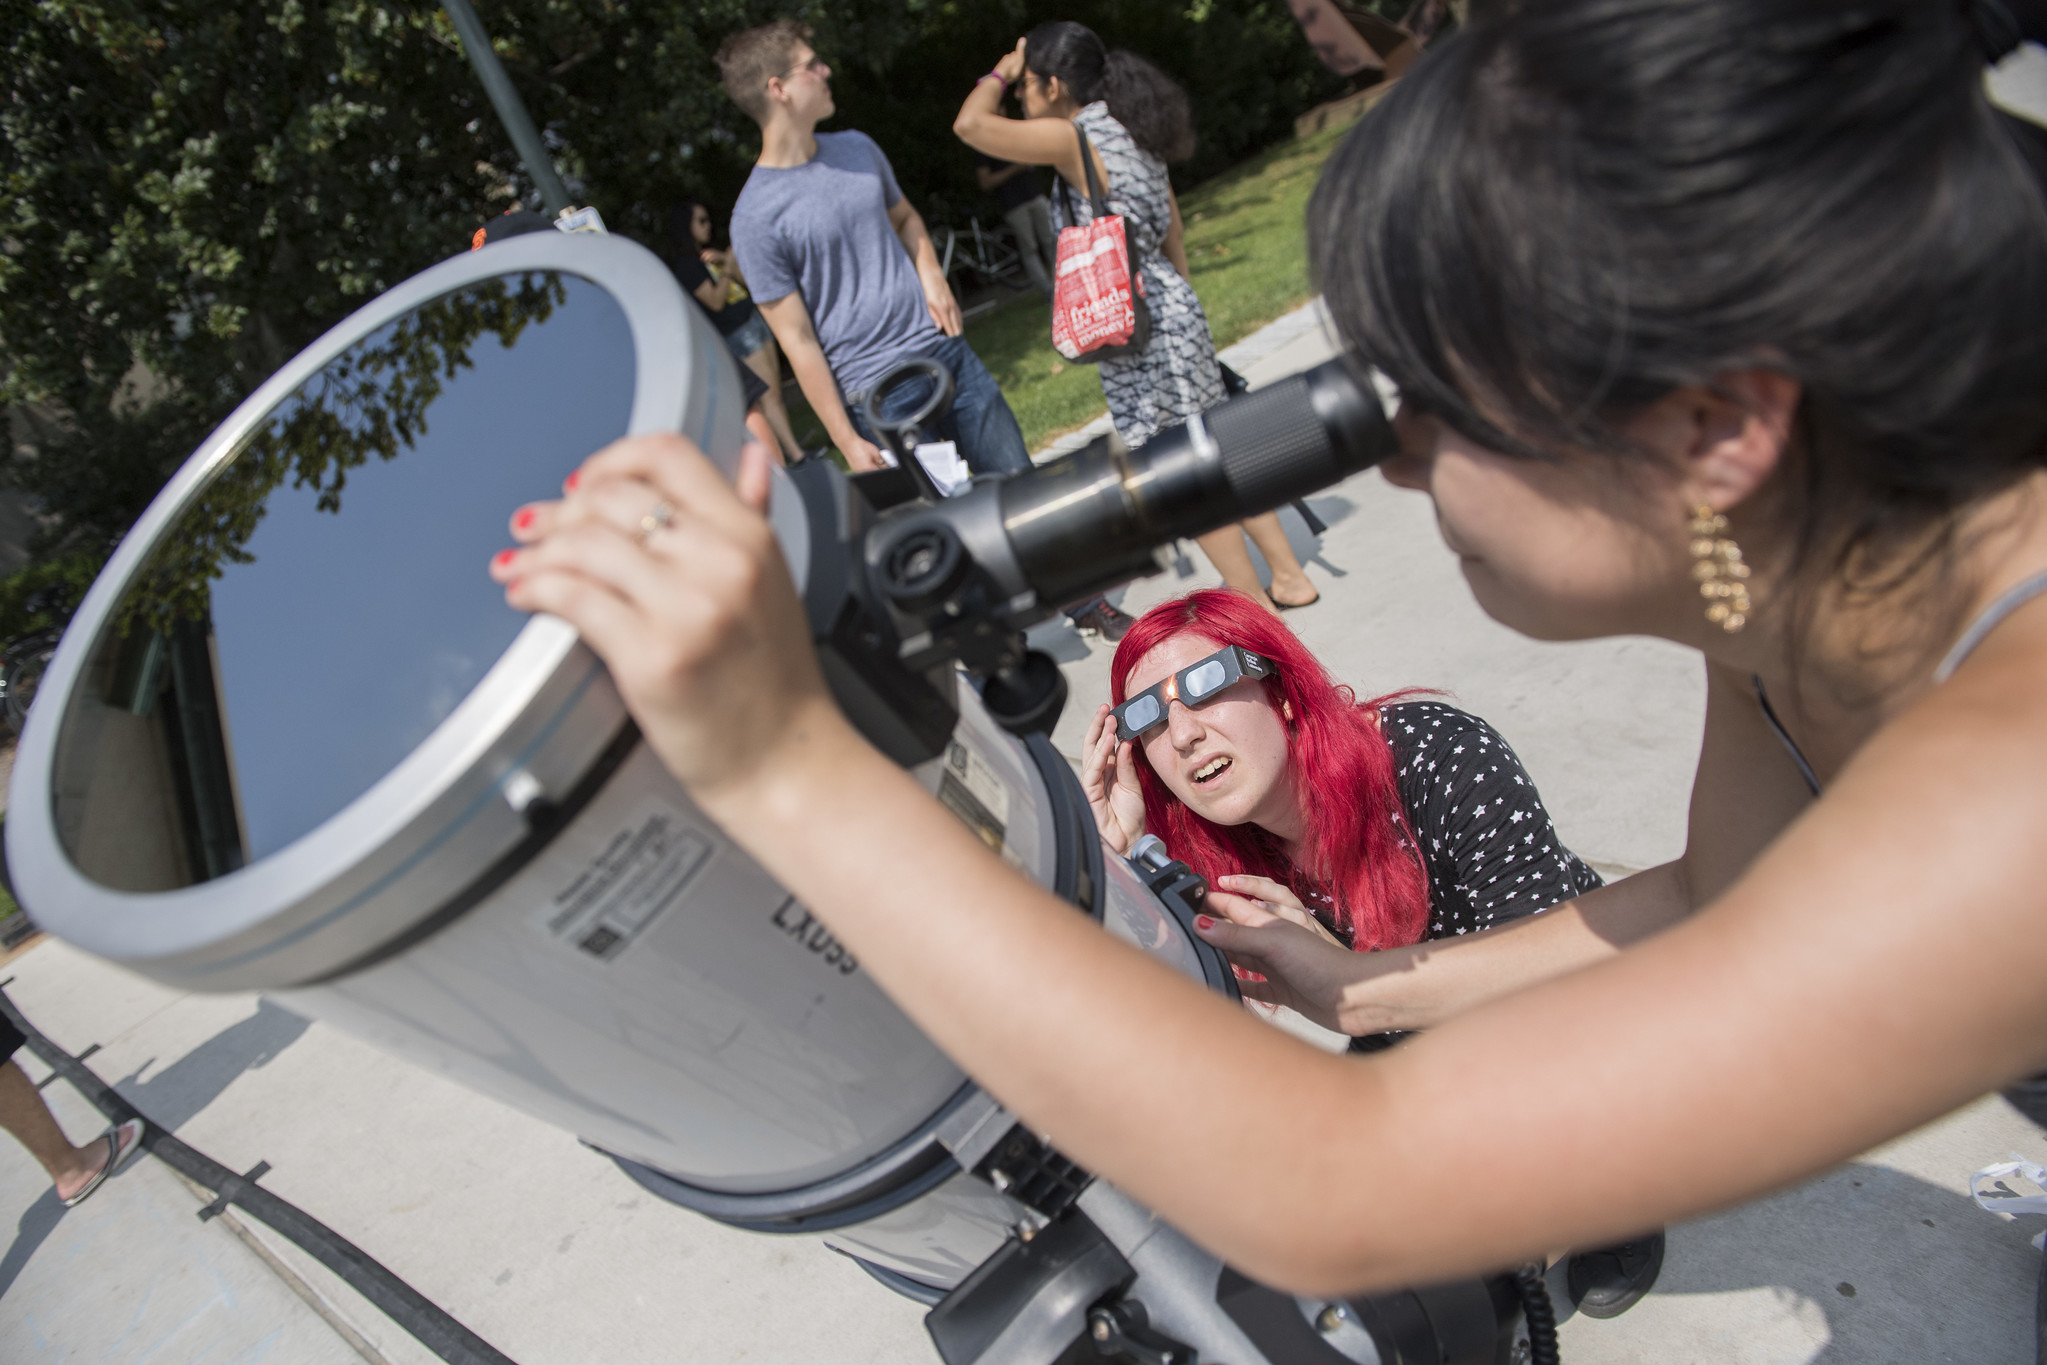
[803,355,1396,749]
[995,358,1393,608]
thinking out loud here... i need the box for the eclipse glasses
[1111,645,1275,742]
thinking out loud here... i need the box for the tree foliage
[0,0,1339,637]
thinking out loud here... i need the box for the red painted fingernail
[513,507,536,532]
[564,470,581,492]
[493,549,517,569]
[1194,915,1215,931]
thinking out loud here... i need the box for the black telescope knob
[981,650,1067,736]
[877,519,970,613]
[861,357,955,462]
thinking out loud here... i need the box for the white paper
[1970,1156,2047,1250]
[913,439,972,497]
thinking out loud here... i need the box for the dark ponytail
[1024,21,1197,164]
[1310,0,2047,603]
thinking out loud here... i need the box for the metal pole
[441,0,573,218]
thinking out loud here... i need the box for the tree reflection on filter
[52,272,639,892]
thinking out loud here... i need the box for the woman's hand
[1081,703,1147,855]
[490,434,841,801]
[994,38,1026,85]
[1195,887,1368,1034]
[1210,875,1343,947]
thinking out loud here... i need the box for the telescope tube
[995,358,1395,608]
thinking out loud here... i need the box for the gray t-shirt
[730,130,942,396]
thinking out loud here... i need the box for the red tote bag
[1050,125,1151,363]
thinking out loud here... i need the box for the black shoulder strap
[1056,121,1111,223]
[1074,121,1110,217]
[1057,118,1143,275]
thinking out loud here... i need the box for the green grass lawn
[782,120,1351,456]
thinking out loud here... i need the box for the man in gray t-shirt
[716,22,1030,481]
[732,130,940,403]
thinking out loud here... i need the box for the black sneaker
[1567,1229,1665,1319]
[1070,600,1135,643]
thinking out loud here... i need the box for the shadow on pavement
[0,1188,63,1298]
[1640,1163,2041,1364]
[113,999,309,1133]
[1301,493,1358,532]
[1241,499,1354,589]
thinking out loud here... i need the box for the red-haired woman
[1083,587,1661,1314]
[1083,587,1599,996]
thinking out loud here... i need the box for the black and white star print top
[1381,701,1603,939]
[1344,702,1601,1055]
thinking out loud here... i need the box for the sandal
[61,1117,144,1208]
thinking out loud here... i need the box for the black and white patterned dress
[1050,102,1225,444]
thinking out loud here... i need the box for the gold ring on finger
[636,500,675,545]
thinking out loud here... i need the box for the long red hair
[1109,589,1432,952]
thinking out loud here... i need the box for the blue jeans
[849,334,1030,479]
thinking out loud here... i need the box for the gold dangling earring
[1689,504,1752,633]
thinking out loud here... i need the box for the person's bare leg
[0,1059,105,1198]
[1193,526,1278,612]
[745,408,782,465]
[1241,511,1318,607]
[742,342,801,463]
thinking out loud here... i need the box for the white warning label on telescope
[938,739,1012,855]
[540,802,712,961]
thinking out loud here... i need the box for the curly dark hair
[1024,21,1196,164]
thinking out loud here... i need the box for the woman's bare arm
[1203,863,1686,1033]
[495,434,2047,1297]
[1203,658,1816,1030]
[688,277,727,313]
[952,50,1107,195]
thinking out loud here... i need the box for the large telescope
[8,232,1542,1364]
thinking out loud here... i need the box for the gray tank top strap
[1751,675,1822,797]
[1933,569,2047,683]
[1750,568,2047,800]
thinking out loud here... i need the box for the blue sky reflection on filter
[207,274,635,862]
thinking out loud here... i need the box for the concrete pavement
[4,302,2043,1363]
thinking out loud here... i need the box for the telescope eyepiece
[878,520,970,613]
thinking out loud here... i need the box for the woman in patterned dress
[952,24,1323,613]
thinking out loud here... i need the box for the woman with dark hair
[951,24,1323,613]
[496,0,2047,1296]
[668,201,801,462]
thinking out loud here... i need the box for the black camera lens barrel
[996,358,1394,608]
